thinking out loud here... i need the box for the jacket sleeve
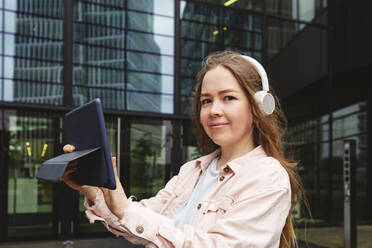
[84,173,181,245]
[102,186,291,248]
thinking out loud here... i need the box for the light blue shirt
[172,157,219,228]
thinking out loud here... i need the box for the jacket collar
[195,149,221,172]
[195,146,268,174]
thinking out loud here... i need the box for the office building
[0,0,370,246]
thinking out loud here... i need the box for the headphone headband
[241,55,275,115]
[241,55,269,92]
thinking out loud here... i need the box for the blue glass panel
[127,11,174,36]
[127,90,173,113]
[72,86,125,109]
[74,2,125,28]
[5,0,64,18]
[128,0,174,17]
[127,51,173,75]
[127,72,173,94]
[128,31,174,56]
[4,79,63,104]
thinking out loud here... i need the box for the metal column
[343,139,357,248]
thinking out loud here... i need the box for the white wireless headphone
[241,55,275,115]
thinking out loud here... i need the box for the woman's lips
[209,123,228,129]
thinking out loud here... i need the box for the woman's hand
[101,157,127,219]
[62,144,128,219]
[61,144,98,202]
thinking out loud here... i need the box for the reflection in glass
[127,51,173,75]
[128,72,173,94]
[266,0,298,19]
[5,0,64,17]
[127,11,174,36]
[185,0,262,11]
[71,2,174,113]
[72,2,126,108]
[290,100,369,246]
[73,45,125,68]
[126,52,174,113]
[299,0,315,22]
[6,112,56,237]
[72,86,125,109]
[73,23,125,49]
[182,122,199,163]
[2,8,64,105]
[4,11,63,39]
[179,0,264,115]
[128,31,174,55]
[281,21,297,48]
[181,96,193,115]
[127,91,173,114]
[4,56,15,78]
[267,18,281,59]
[83,0,125,8]
[332,102,366,139]
[128,0,174,17]
[181,21,220,42]
[130,121,171,200]
[180,58,201,79]
[12,37,63,62]
[74,2,125,28]
[73,65,125,88]
[181,39,223,60]
[4,79,63,105]
[180,77,196,96]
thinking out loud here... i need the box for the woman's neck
[217,139,256,171]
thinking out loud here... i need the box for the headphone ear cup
[254,91,275,115]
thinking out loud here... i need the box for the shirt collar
[195,146,268,174]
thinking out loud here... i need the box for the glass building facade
[0,0,371,247]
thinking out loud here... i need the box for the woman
[62,50,303,247]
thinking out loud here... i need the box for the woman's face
[200,65,254,150]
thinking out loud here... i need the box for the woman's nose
[210,101,223,116]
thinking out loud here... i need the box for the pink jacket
[85,146,291,248]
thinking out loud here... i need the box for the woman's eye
[201,99,211,105]
[224,95,236,101]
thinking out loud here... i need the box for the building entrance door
[0,109,62,240]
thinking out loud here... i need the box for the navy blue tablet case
[36,98,116,189]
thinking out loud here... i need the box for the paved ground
[2,225,372,248]
[296,225,372,248]
[0,237,142,248]
[0,238,329,248]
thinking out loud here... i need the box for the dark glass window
[129,120,172,200]
[180,0,263,12]
[179,1,262,114]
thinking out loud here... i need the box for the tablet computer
[36,98,116,189]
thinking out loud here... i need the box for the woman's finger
[111,157,118,177]
[69,160,78,167]
[62,167,77,179]
[61,169,81,190]
[63,144,75,153]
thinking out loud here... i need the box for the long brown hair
[192,50,304,248]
